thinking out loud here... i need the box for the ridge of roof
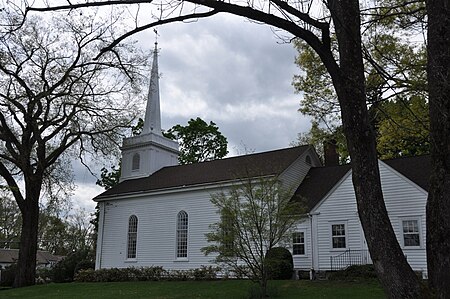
[0,249,63,264]
[95,145,311,200]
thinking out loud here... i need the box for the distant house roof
[95,145,312,200]
[0,249,64,266]
[295,155,431,211]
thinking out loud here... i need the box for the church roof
[294,155,431,211]
[95,145,312,200]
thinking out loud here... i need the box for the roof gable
[294,164,351,211]
[382,155,430,191]
[295,155,431,211]
[96,145,311,200]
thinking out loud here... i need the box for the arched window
[132,153,140,171]
[127,215,138,259]
[176,211,188,258]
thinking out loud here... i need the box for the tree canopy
[293,33,429,161]
[164,117,228,164]
[0,7,145,287]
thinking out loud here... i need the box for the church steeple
[119,41,179,182]
[143,42,162,135]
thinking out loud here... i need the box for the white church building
[94,44,429,278]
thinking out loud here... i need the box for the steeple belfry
[143,42,162,135]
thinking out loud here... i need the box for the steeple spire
[143,42,162,135]
[119,38,179,182]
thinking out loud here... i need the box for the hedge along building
[94,44,429,278]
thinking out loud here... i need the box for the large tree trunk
[426,0,450,297]
[13,181,41,288]
[327,0,424,297]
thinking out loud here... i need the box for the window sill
[293,254,308,258]
[402,246,422,250]
[125,259,138,263]
[174,258,189,262]
[330,248,347,252]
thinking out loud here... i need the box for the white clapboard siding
[98,187,222,270]
[280,147,321,190]
[310,161,427,275]
[379,161,428,274]
[292,219,313,270]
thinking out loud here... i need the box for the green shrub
[265,247,293,280]
[74,259,95,274]
[52,249,93,282]
[74,269,96,282]
[139,266,165,281]
[74,266,220,282]
[191,266,219,280]
[0,264,17,287]
[36,267,53,284]
[328,264,378,281]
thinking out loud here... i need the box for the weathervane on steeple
[154,29,159,49]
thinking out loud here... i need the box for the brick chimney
[324,139,339,166]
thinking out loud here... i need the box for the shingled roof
[0,249,64,266]
[294,155,431,211]
[95,145,312,200]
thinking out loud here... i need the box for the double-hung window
[331,224,346,249]
[402,219,420,247]
[292,232,305,255]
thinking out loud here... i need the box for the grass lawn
[0,279,385,299]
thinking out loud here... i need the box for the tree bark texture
[426,0,450,297]
[13,180,42,288]
[327,0,424,297]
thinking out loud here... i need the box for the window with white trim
[402,219,420,247]
[331,224,346,249]
[127,215,138,259]
[176,211,188,258]
[292,232,305,255]
[132,153,140,171]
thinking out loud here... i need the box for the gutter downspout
[95,202,106,270]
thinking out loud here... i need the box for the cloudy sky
[73,13,311,211]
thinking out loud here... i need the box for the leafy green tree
[292,121,348,164]
[0,194,21,249]
[0,8,145,287]
[38,208,93,256]
[164,117,228,164]
[376,97,429,159]
[293,36,429,160]
[96,166,121,191]
[202,176,304,297]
